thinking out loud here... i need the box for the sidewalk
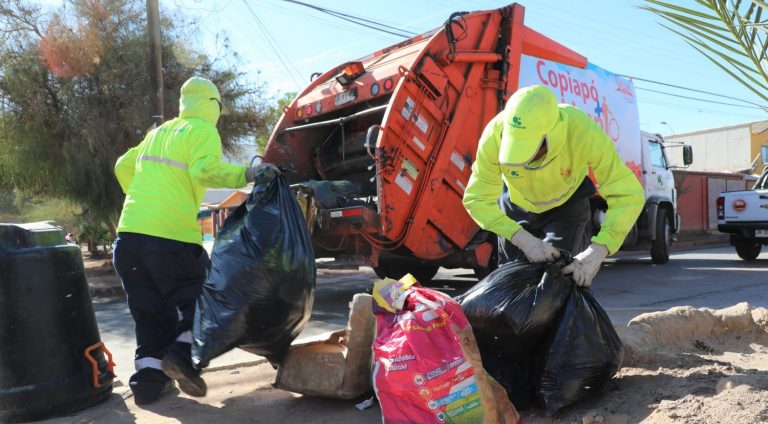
[672,231,729,249]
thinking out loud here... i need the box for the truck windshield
[756,168,768,190]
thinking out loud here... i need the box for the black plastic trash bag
[536,288,623,414]
[457,259,572,408]
[478,350,539,410]
[457,259,572,364]
[192,167,316,368]
[298,180,361,209]
[458,256,622,413]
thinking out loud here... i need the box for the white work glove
[562,243,609,287]
[245,163,281,183]
[510,229,561,263]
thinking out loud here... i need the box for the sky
[39,0,768,136]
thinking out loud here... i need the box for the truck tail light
[329,207,364,218]
[336,61,365,86]
[716,196,724,220]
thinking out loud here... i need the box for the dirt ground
[526,303,768,424]
[73,252,768,423]
[44,302,768,424]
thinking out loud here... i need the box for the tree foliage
[642,0,768,106]
[0,0,272,233]
[255,90,296,147]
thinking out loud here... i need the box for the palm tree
[642,0,768,103]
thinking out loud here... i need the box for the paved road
[95,245,768,382]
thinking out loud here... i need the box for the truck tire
[373,260,439,283]
[650,208,670,264]
[473,243,499,281]
[735,241,761,261]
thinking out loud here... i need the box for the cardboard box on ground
[275,293,375,399]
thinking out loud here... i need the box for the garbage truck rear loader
[263,3,688,281]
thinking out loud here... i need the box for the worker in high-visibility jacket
[113,77,276,405]
[463,85,644,286]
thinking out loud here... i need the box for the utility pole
[146,0,163,125]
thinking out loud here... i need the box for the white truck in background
[717,146,768,260]
[518,56,693,264]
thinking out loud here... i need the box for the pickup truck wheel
[373,261,439,283]
[735,241,761,261]
[650,208,670,264]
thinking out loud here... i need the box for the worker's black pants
[113,232,208,369]
[498,177,595,265]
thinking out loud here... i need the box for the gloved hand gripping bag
[192,167,316,368]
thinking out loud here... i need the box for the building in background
[662,120,766,235]
[198,188,250,241]
[666,120,768,173]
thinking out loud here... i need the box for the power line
[635,86,768,110]
[259,0,366,35]
[638,97,767,119]
[281,0,416,38]
[621,74,768,110]
[282,0,417,36]
[242,0,306,90]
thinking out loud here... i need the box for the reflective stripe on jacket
[115,78,247,245]
[463,105,644,254]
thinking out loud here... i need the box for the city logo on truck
[732,199,747,212]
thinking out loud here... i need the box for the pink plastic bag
[372,278,520,424]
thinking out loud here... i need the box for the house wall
[674,170,756,233]
[750,121,768,168]
[667,124,753,172]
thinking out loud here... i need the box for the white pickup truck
[717,148,768,260]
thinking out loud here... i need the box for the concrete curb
[671,235,729,250]
[203,358,270,374]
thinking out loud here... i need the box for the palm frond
[644,0,768,105]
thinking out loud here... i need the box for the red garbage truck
[263,3,690,281]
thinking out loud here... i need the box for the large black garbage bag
[457,258,572,408]
[479,351,539,410]
[536,288,623,415]
[459,255,623,413]
[192,168,316,368]
[458,259,573,363]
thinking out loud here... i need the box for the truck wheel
[735,241,761,261]
[473,243,499,281]
[373,260,439,283]
[650,208,670,264]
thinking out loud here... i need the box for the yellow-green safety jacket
[115,78,247,245]
[463,105,645,255]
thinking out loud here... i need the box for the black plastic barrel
[0,222,114,423]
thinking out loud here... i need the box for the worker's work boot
[161,341,207,397]
[129,368,174,405]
